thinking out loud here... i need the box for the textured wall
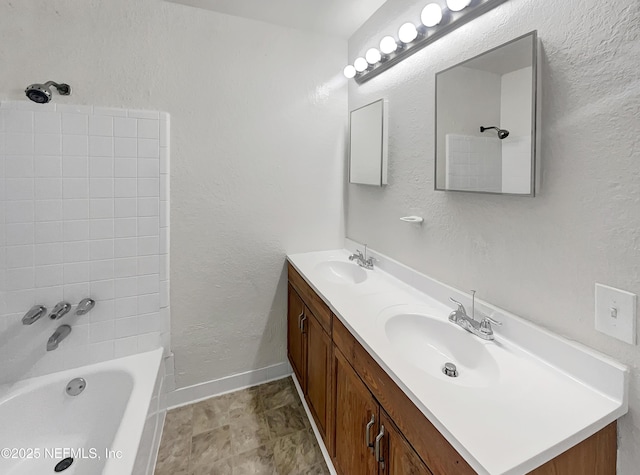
[347,0,640,470]
[0,0,345,388]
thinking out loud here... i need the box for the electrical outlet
[595,283,637,344]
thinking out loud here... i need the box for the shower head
[25,81,71,104]
[480,125,509,140]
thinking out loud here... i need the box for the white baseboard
[165,361,292,409]
[291,373,338,475]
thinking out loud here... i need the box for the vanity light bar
[345,0,509,84]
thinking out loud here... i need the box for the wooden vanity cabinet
[287,264,333,448]
[287,263,617,475]
[333,345,431,475]
[287,284,306,390]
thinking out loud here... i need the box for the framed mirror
[435,31,539,196]
[349,99,388,186]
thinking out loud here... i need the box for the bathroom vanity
[286,247,627,475]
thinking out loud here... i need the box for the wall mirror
[349,99,388,186]
[435,31,539,196]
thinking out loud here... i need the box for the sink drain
[442,362,458,377]
[54,457,73,472]
[66,378,86,396]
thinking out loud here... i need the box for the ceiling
[167,0,388,39]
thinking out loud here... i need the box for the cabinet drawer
[288,263,332,334]
[333,315,476,475]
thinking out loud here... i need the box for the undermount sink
[314,260,368,285]
[380,310,500,387]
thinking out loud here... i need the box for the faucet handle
[449,297,467,315]
[481,315,502,326]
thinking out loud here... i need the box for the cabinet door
[306,311,332,446]
[333,347,379,475]
[287,285,306,390]
[379,410,432,475]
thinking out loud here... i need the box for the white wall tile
[114,118,137,138]
[35,200,63,222]
[0,103,169,383]
[62,135,88,156]
[115,218,137,238]
[89,116,113,137]
[35,155,62,177]
[5,156,34,177]
[114,137,137,158]
[63,156,88,177]
[35,243,63,265]
[115,257,137,278]
[89,136,113,157]
[35,178,62,199]
[62,113,88,135]
[35,112,61,135]
[137,119,159,139]
[35,135,61,155]
[63,199,89,220]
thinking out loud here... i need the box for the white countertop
[287,246,628,475]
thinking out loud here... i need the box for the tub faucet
[448,291,501,341]
[49,302,71,320]
[22,305,47,325]
[47,324,72,351]
[349,244,375,270]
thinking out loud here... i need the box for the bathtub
[0,348,163,475]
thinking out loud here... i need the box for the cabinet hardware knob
[375,425,385,463]
[365,413,376,449]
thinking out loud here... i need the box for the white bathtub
[0,348,163,475]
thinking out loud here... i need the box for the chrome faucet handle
[449,297,467,315]
[49,301,71,320]
[481,315,502,326]
[75,298,96,316]
[22,305,47,325]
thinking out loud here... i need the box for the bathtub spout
[47,325,72,351]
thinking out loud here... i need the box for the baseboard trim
[165,361,292,409]
[291,373,338,475]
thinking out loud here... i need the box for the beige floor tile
[264,402,309,439]
[272,429,324,474]
[189,425,233,472]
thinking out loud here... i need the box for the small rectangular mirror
[349,99,388,186]
[435,31,539,195]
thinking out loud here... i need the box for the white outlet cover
[595,283,637,345]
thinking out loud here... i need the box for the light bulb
[398,22,418,44]
[343,65,356,79]
[379,36,398,55]
[421,3,443,27]
[365,48,382,64]
[354,57,369,72]
[446,0,471,12]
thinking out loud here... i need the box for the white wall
[0,101,170,384]
[347,0,640,471]
[0,1,345,388]
[501,66,532,192]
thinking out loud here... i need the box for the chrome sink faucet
[448,290,501,340]
[349,244,375,270]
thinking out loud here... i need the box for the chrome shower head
[25,81,72,104]
[480,125,509,140]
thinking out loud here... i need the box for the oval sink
[382,312,500,387]
[314,261,368,285]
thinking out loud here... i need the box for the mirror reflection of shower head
[25,81,72,104]
[480,125,509,140]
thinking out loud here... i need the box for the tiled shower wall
[445,134,502,192]
[0,100,170,384]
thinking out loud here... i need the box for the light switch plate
[595,283,637,344]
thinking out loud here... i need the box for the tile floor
[154,377,330,475]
